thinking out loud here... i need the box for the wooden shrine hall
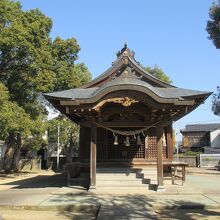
[44,44,211,190]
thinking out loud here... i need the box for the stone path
[0,168,220,219]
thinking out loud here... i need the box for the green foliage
[212,86,220,116]
[145,65,172,84]
[52,37,91,90]
[207,1,220,116]
[0,0,54,115]
[0,1,91,169]
[0,82,9,103]
[0,83,32,140]
[207,0,220,49]
[47,116,79,150]
[0,0,91,116]
[70,63,91,87]
[52,37,80,64]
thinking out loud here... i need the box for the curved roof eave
[44,84,210,107]
[44,76,211,105]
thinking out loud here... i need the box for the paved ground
[0,168,220,219]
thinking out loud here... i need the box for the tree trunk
[64,135,77,164]
[65,144,74,164]
[11,134,22,172]
[2,133,16,173]
[65,148,73,164]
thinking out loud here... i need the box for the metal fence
[199,154,220,168]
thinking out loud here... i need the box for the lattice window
[147,136,157,158]
[107,132,145,159]
[80,126,167,161]
[145,128,167,159]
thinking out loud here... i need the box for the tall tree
[206,1,220,116]
[206,0,220,49]
[52,37,91,91]
[145,65,172,84]
[0,0,54,115]
[212,86,220,116]
[0,83,33,171]
[0,0,91,171]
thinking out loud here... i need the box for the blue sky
[19,0,220,140]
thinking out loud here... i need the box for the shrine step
[96,168,142,173]
[96,168,157,189]
[96,179,144,186]
[96,173,141,180]
[137,168,158,190]
[95,185,148,188]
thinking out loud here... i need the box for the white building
[210,128,220,148]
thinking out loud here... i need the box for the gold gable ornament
[93,97,138,111]
[121,97,138,107]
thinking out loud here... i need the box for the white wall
[210,129,220,148]
[0,142,6,161]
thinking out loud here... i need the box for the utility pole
[57,123,60,171]
[176,132,179,160]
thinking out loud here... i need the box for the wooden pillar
[90,123,97,189]
[156,126,165,190]
[144,135,149,159]
[79,126,83,161]
[167,124,173,160]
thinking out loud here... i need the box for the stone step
[142,175,157,179]
[140,173,157,177]
[139,169,157,172]
[96,179,143,185]
[77,168,159,190]
[140,169,157,172]
[97,178,157,185]
[138,168,157,170]
[96,177,140,181]
[96,172,138,175]
[94,186,150,192]
[96,184,149,188]
[96,172,145,180]
[96,170,140,174]
[142,172,157,174]
[96,173,138,178]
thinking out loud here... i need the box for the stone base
[89,185,96,191]
[156,185,166,192]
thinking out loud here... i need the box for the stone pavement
[0,168,220,219]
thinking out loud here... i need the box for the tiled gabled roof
[44,77,211,101]
[181,123,220,133]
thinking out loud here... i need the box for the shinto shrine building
[44,44,211,190]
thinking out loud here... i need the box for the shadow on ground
[47,193,220,219]
[0,171,38,178]
[0,173,66,189]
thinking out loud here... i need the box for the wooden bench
[163,162,188,185]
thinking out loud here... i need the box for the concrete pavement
[0,168,220,219]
